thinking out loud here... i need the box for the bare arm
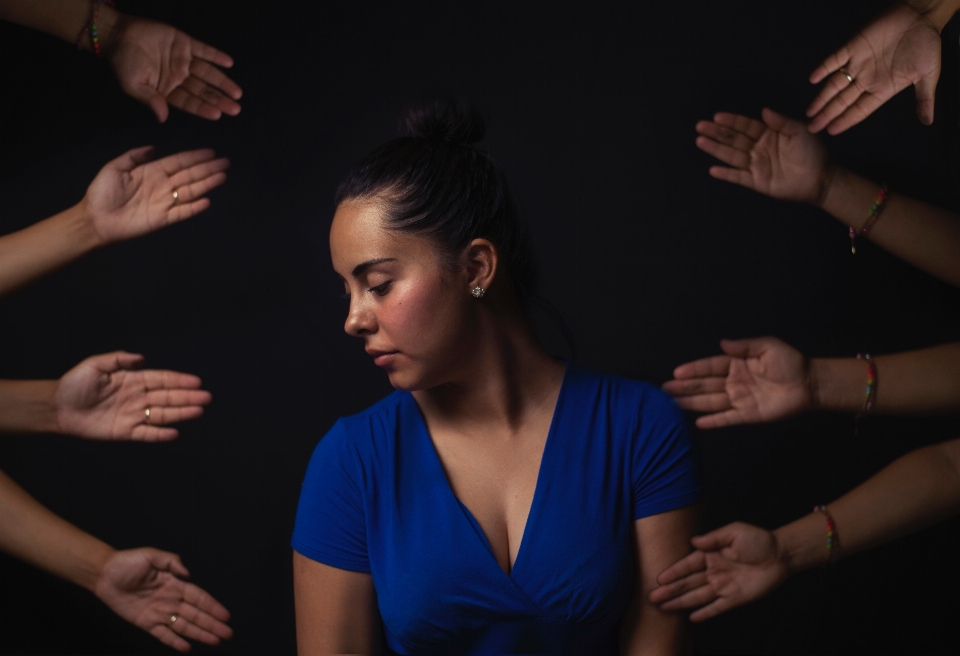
[0,0,120,48]
[621,505,696,655]
[651,438,960,620]
[819,165,960,288]
[906,0,960,30]
[294,552,380,655]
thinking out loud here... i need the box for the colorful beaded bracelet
[856,353,876,416]
[849,184,889,254]
[76,0,116,57]
[813,505,840,564]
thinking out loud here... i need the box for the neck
[412,307,566,437]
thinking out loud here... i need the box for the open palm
[662,337,814,429]
[55,351,211,441]
[695,109,831,205]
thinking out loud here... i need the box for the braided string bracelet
[849,184,889,254]
[76,0,116,57]
[813,505,841,564]
[854,353,876,435]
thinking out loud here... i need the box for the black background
[1,2,959,653]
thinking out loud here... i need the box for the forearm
[0,0,120,50]
[818,166,960,287]
[0,202,102,296]
[811,342,960,415]
[0,469,115,591]
[0,380,60,433]
[905,0,960,30]
[776,438,960,573]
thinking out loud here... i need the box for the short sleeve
[291,420,371,572]
[631,388,700,520]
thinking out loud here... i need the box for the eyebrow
[351,257,397,278]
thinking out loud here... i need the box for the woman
[292,101,699,655]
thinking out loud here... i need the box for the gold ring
[145,407,151,424]
[170,614,178,625]
[840,68,853,83]
[172,189,179,202]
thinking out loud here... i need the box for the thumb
[106,146,156,174]
[914,73,938,126]
[139,87,170,123]
[145,548,191,579]
[718,337,768,359]
[691,523,740,551]
[86,351,145,373]
[761,107,797,135]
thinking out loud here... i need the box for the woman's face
[329,199,476,390]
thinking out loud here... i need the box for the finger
[130,423,179,441]
[168,86,224,121]
[83,351,145,374]
[695,409,748,429]
[718,337,769,359]
[190,37,235,69]
[183,582,231,622]
[690,525,738,552]
[143,548,191,578]
[914,72,938,126]
[170,173,227,209]
[712,112,766,141]
[143,88,170,123]
[142,370,204,391]
[145,388,212,408]
[170,612,225,645]
[695,121,756,152]
[808,44,850,85]
[760,107,799,136]
[661,377,728,397]
[148,624,191,652]
[177,603,233,640]
[806,71,856,126]
[189,59,243,103]
[179,74,242,117]
[708,165,756,188]
[659,583,719,612]
[656,550,706,585]
[825,92,887,135]
[106,146,156,173]
[689,596,738,622]
[672,355,731,380]
[650,571,710,604]
[808,79,869,134]
[156,148,218,176]
[672,392,731,413]
[168,157,231,190]
[143,405,205,426]
[695,136,751,169]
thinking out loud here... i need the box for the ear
[463,238,498,294]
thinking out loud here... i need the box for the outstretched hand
[83,146,229,246]
[695,109,832,205]
[108,16,242,123]
[55,351,211,441]
[662,337,814,429]
[94,548,232,652]
[806,3,942,134]
[649,522,789,622]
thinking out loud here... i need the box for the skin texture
[650,439,960,621]
[0,470,232,652]
[295,198,694,654]
[806,2,950,134]
[0,0,242,122]
[0,146,229,297]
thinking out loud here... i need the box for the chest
[428,416,552,575]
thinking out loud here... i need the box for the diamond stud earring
[471,286,486,299]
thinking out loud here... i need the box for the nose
[344,295,376,337]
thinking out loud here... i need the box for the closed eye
[368,281,392,296]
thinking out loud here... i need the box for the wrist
[76,3,122,53]
[906,0,959,31]
[82,544,117,593]
[74,198,109,249]
[773,513,830,576]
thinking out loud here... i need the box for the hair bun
[401,99,485,145]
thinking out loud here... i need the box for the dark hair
[335,99,536,302]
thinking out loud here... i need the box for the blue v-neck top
[293,364,699,655]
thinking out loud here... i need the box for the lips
[366,349,399,368]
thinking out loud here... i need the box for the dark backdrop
[1,2,959,653]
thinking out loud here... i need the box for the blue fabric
[292,364,700,655]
